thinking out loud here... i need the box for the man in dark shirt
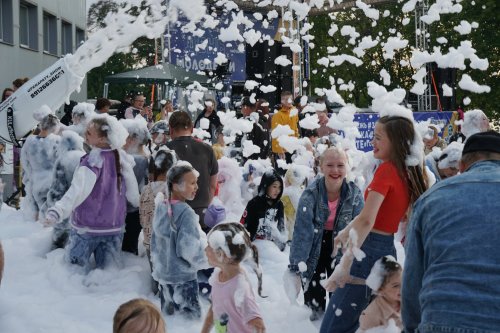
[167,111,218,231]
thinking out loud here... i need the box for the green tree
[86,0,158,101]
[309,1,498,120]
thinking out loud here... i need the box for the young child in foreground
[113,298,166,333]
[151,162,208,319]
[201,222,265,333]
[357,255,403,332]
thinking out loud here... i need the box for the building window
[43,12,57,54]
[19,1,38,49]
[75,27,84,48]
[0,0,14,43]
[61,20,72,54]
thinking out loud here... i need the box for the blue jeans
[65,230,123,270]
[414,324,500,333]
[159,280,201,319]
[320,232,396,333]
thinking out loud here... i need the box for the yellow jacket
[271,107,299,154]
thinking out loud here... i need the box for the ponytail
[113,149,122,192]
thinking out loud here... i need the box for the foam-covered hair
[166,161,199,190]
[33,105,54,122]
[438,141,464,169]
[89,114,129,150]
[72,102,95,118]
[366,255,401,291]
[120,115,151,145]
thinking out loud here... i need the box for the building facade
[0,0,87,102]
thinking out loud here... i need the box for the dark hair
[380,256,402,288]
[209,222,265,297]
[168,111,193,130]
[281,91,292,98]
[149,149,177,181]
[377,116,427,205]
[12,77,29,89]
[2,88,13,102]
[166,164,196,196]
[95,98,111,110]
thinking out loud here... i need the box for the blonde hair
[113,299,166,333]
[319,146,349,166]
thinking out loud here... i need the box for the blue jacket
[151,199,208,285]
[403,160,500,333]
[289,177,364,284]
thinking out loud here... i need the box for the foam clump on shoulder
[59,130,84,153]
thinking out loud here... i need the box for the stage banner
[167,15,279,82]
[353,111,454,152]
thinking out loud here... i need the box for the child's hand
[248,317,265,333]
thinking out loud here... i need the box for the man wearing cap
[402,130,500,332]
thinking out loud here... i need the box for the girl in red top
[319,116,428,333]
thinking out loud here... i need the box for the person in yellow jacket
[271,91,299,167]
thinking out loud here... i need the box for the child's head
[149,148,177,181]
[113,298,166,333]
[366,256,402,303]
[206,222,264,296]
[72,102,95,126]
[258,169,283,201]
[150,121,169,145]
[120,117,151,153]
[167,162,199,201]
[86,115,128,149]
[33,105,60,134]
[39,114,60,134]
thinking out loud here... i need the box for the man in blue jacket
[403,131,500,333]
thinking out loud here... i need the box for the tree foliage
[309,1,498,120]
[86,0,158,101]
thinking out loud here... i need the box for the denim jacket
[403,160,500,333]
[289,177,364,284]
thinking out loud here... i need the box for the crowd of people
[1,80,499,333]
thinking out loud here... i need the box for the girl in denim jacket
[288,147,364,321]
[151,162,209,319]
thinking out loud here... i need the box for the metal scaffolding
[415,0,433,111]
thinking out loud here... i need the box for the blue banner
[354,111,454,152]
[166,14,278,82]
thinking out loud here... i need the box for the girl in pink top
[201,223,265,333]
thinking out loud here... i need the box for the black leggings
[122,211,142,255]
[304,230,334,312]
